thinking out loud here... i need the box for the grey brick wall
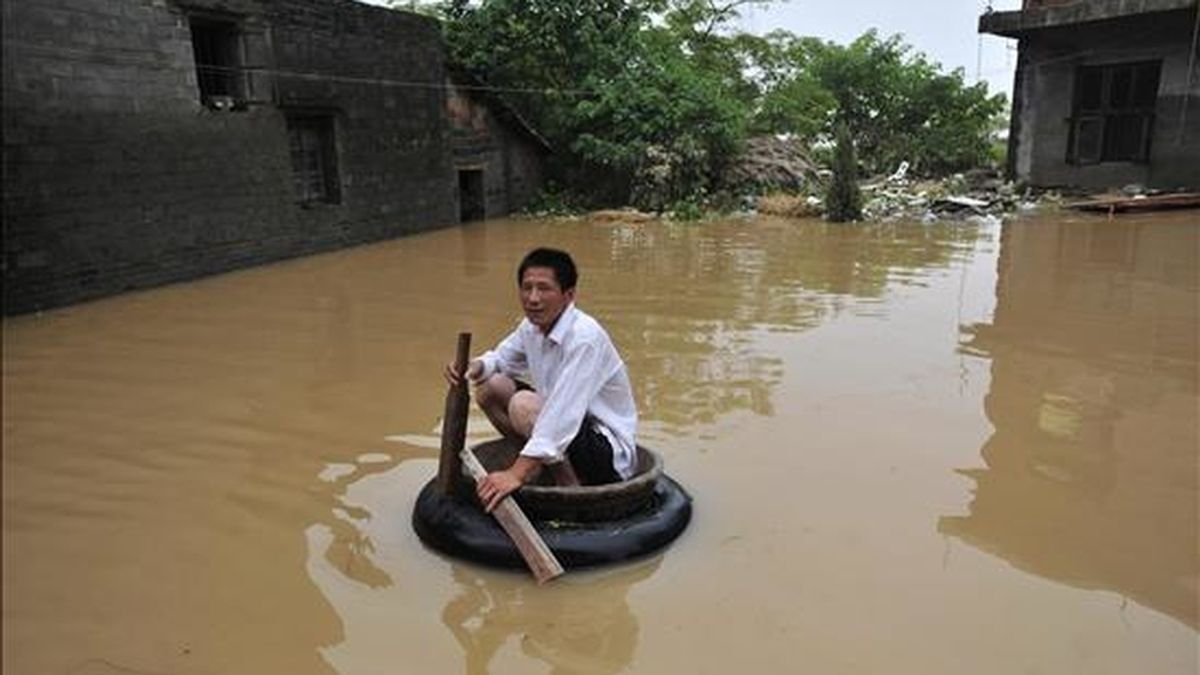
[3,0,460,315]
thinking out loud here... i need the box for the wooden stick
[460,448,565,584]
[436,332,472,496]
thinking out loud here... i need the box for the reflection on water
[601,218,982,432]
[443,560,658,675]
[947,216,1199,628]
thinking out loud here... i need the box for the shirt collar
[545,302,578,345]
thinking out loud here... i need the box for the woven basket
[459,438,664,523]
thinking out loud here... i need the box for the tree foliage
[825,123,862,222]
[406,1,1008,206]
[740,30,1008,176]
[432,0,751,207]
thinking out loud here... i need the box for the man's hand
[475,455,542,512]
[444,358,484,387]
[476,470,523,513]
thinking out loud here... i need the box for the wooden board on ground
[1064,192,1200,213]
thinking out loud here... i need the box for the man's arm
[474,337,610,508]
[443,324,528,387]
[476,325,528,382]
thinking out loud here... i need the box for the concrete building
[980,0,1200,191]
[2,0,546,315]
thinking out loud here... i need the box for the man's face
[520,266,574,333]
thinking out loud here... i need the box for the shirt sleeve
[478,325,528,381]
[520,337,610,463]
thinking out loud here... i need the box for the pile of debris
[860,166,1033,223]
[752,162,1059,223]
[723,135,822,197]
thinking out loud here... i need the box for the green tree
[439,0,754,207]
[402,1,1006,204]
[739,30,1007,176]
[825,123,861,222]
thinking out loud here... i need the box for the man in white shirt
[444,248,638,512]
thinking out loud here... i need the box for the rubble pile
[751,164,1059,223]
[755,193,824,218]
[723,135,822,196]
[860,167,1016,223]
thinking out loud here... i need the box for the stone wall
[3,0,459,315]
[1008,8,1200,190]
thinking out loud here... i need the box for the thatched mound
[723,136,821,194]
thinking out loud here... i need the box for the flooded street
[3,211,1197,674]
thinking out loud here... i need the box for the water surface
[3,211,1196,674]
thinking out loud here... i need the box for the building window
[190,16,243,107]
[1068,61,1160,165]
[287,115,340,204]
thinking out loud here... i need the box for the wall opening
[458,169,485,222]
[1068,60,1161,165]
[287,115,341,204]
[190,16,244,108]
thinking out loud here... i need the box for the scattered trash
[887,161,910,183]
[747,167,1065,222]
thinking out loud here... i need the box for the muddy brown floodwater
[3,211,1197,675]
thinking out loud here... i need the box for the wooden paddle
[436,332,473,496]
[460,448,564,584]
[436,332,564,584]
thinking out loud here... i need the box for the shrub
[825,124,862,222]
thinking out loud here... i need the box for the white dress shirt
[477,303,638,479]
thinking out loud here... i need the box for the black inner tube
[412,475,693,569]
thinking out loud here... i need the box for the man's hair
[517,248,578,291]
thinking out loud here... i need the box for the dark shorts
[514,379,620,485]
[565,419,622,485]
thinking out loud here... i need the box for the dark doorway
[459,169,485,222]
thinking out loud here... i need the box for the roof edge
[979,0,1197,37]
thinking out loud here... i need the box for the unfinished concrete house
[980,0,1200,191]
[3,0,547,315]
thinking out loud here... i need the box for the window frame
[1067,60,1161,165]
[285,113,342,206]
[188,13,246,108]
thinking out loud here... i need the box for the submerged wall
[3,0,459,315]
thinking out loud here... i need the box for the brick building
[980,0,1200,191]
[445,69,550,224]
[2,0,547,315]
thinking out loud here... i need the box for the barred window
[287,116,340,204]
[1068,61,1160,164]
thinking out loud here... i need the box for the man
[445,248,638,513]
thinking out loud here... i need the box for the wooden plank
[1064,192,1200,213]
[436,332,472,496]
[460,448,565,584]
